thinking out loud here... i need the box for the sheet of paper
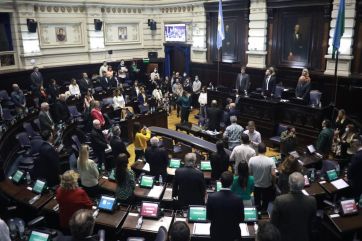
[193,223,211,236]
[239,223,249,236]
[331,179,349,190]
[302,189,309,196]
[143,162,150,172]
[330,214,340,218]
[147,185,163,198]
[105,144,112,154]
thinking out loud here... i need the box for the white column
[324,0,356,77]
[246,0,267,69]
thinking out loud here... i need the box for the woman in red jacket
[56,170,93,230]
[90,100,105,126]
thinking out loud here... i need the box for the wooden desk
[0,179,27,197]
[13,188,54,209]
[175,123,221,143]
[318,179,350,195]
[134,184,165,201]
[95,205,129,229]
[167,167,211,180]
[99,177,117,193]
[303,182,326,196]
[122,210,173,233]
[42,197,58,214]
[326,210,362,233]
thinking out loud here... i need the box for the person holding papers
[115,153,136,204]
[271,172,317,241]
[207,171,244,241]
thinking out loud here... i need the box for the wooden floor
[126,108,279,167]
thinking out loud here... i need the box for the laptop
[340,199,359,216]
[169,158,181,168]
[244,207,258,223]
[98,195,117,213]
[200,161,212,171]
[139,175,155,189]
[304,175,310,187]
[215,181,222,192]
[11,170,24,184]
[28,230,50,241]
[108,169,116,181]
[326,169,338,181]
[32,179,47,194]
[188,205,207,223]
[140,201,160,219]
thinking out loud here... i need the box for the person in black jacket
[348,137,362,200]
[39,102,54,132]
[210,140,229,180]
[172,153,206,208]
[47,79,61,104]
[207,171,244,241]
[99,71,111,91]
[90,120,108,169]
[110,125,130,169]
[78,73,93,95]
[32,130,60,187]
[207,100,223,131]
[262,67,277,96]
[53,94,70,123]
[144,137,169,180]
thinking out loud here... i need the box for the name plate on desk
[193,223,210,236]
[147,186,163,199]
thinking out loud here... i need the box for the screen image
[140,202,159,218]
[341,199,358,215]
[327,169,338,181]
[108,169,116,181]
[188,206,207,222]
[28,231,49,241]
[244,207,258,222]
[140,175,154,188]
[216,181,222,192]
[169,158,181,168]
[200,161,212,171]
[98,196,116,211]
[12,170,24,183]
[307,145,316,153]
[32,180,46,194]
[164,24,186,42]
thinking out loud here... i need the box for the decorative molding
[104,22,141,45]
[38,23,84,48]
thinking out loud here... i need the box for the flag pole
[217,49,220,86]
[332,50,339,119]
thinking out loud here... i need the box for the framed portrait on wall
[55,27,67,42]
[105,22,141,45]
[39,23,84,48]
[118,27,128,40]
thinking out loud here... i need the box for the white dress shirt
[113,95,126,109]
[198,92,207,106]
[230,144,256,174]
[152,89,163,101]
[69,84,81,96]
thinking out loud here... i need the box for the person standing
[198,86,207,120]
[133,122,151,161]
[78,73,93,95]
[231,162,255,204]
[207,100,223,131]
[248,143,276,211]
[144,137,169,180]
[77,144,99,198]
[262,67,276,96]
[192,75,201,107]
[90,120,108,169]
[347,137,362,200]
[280,126,297,159]
[110,125,130,160]
[207,171,244,241]
[30,66,44,108]
[11,84,27,115]
[316,119,334,155]
[243,121,262,150]
[230,134,256,173]
[210,140,230,180]
[53,94,70,124]
[99,61,108,77]
[295,69,311,103]
[271,172,317,241]
[223,116,244,150]
[38,102,54,132]
[177,91,191,124]
[115,153,136,204]
[235,66,250,94]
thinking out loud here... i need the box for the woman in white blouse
[113,89,126,110]
[69,78,81,98]
[77,144,99,198]
[198,86,207,119]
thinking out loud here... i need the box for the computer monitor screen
[304,175,310,187]
[140,202,159,218]
[244,207,258,222]
[327,169,338,181]
[32,180,46,194]
[164,24,186,42]
[12,170,24,183]
[108,169,116,181]
[98,195,116,212]
[216,181,222,192]
[169,158,181,168]
[340,199,358,216]
[188,205,207,223]
[307,145,316,154]
[140,175,154,188]
[28,230,50,241]
[200,161,212,171]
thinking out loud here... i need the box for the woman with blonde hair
[77,144,99,198]
[277,155,303,194]
[56,170,93,230]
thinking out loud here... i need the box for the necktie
[266,76,270,90]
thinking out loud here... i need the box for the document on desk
[147,185,163,198]
[143,163,150,172]
[239,223,249,236]
[331,179,349,190]
[193,223,210,236]
[302,189,309,196]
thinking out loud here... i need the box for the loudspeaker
[108,50,113,55]
[148,52,158,59]
[94,19,103,31]
[150,21,157,30]
[27,19,37,33]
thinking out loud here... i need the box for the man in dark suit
[53,94,70,123]
[47,79,60,104]
[38,102,54,132]
[78,73,93,94]
[316,119,334,155]
[90,119,108,169]
[262,67,277,96]
[235,66,250,94]
[207,171,244,241]
[172,153,206,208]
[30,66,43,89]
[145,137,169,179]
[33,130,60,187]
[207,100,223,131]
[271,172,317,241]
[347,137,362,200]
[99,71,111,91]
[295,75,311,103]
[110,125,130,160]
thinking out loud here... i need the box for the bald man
[90,119,108,169]
[39,102,54,132]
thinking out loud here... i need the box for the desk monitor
[200,161,212,171]
[98,195,117,212]
[188,205,207,223]
[32,179,46,194]
[307,145,316,154]
[28,230,50,241]
[327,169,338,181]
[108,169,116,181]
[11,170,24,184]
[140,175,154,189]
[216,181,222,192]
[340,199,358,216]
[304,175,310,187]
[140,201,160,219]
[169,158,181,168]
[244,207,258,222]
